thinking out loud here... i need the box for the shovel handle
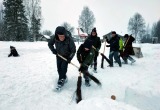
[57,54,79,68]
[92,46,102,54]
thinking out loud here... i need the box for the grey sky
[41,0,160,37]
[0,0,159,37]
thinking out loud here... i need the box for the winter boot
[128,56,136,64]
[85,80,91,87]
[57,79,65,87]
[93,68,97,73]
[122,57,128,64]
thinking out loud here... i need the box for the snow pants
[56,56,68,80]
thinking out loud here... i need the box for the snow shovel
[92,46,111,66]
[76,72,82,103]
[57,54,101,86]
[101,39,107,68]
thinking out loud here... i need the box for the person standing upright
[86,28,101,73]
[106,31,121,67]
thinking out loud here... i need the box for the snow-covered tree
[23,0,41,41]
[128,13,145,42]
[61,22,74,35]
[78,6,95,34]
[151,20,160,43]
[0,2,4,40]
[30,14,41,41]
[42,30,53,36]
[3,0,29,41]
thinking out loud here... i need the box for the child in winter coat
[8,46,19,57]
[77,39,95,87]
[86,28,101,73]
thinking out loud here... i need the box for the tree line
[0,0,41,41]
[0,2,159,43]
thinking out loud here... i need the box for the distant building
[40,35,50,42]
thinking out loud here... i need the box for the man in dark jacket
[106,31,121,67]
[48,26,76,87]
[86,28,101,73]
[77,39,95,86]
[123,34,136,64]
[8,46,19,57]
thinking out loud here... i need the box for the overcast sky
[0,0,159,37]
[41,0,160,37]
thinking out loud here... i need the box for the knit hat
[111,31,116,34]
[83,39,93,49]
[124,34,129,38]
[91,28,97,33]
[55,26,66,35]
[10,46,15,49]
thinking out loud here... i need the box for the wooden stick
[101,39,106,68]
[57,54,101,86]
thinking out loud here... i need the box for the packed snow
[0,41,160,110]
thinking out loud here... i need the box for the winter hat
[124,34,129,38]
[10,46,15,49]
[55,26,66,35]
[91,28,97,33]
[83,39,93,49]
[111,31,116,34]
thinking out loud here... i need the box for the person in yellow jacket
[114,36,125,63]
[119,36,124,58]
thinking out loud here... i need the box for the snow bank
[124,74,160,110]
[76,97,140,110]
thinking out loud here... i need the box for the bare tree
[61,22,74,34]
[23,0,41,41]
[23,0,41,26]
[78,6,95,34]
[128,13,145,42]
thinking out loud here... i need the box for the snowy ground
[0,41,160,110]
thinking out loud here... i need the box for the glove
[79,66,85,72]
[52,50,57,55]
[79,60,83,64]
[67,58,72,63]
[96,48,99,52]
[106,45,110,47]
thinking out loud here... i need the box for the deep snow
[0,41,160,110]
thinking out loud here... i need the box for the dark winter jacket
[77,44,95,67]
[8,47,19,57]
[106,35,119,52]
[48,34,76,60]
[86,35,101,55]
[124,35,135,55]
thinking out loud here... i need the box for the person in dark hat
[123,34,136,64]
[77,39,95,87]
[106,31,121,67]
[8,46,19,57]
[86,27,101,73]
[48,26,76,88]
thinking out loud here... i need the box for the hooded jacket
[48,27,76,59]
[77,44,95,67]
